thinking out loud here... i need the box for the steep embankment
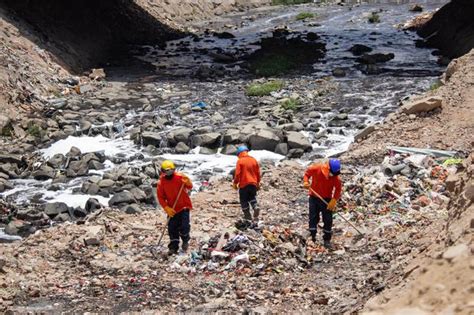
[417,0,474,58]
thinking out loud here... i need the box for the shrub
[281,98,300,111]
[296,12,316,21]
[430,80,443,91]
[27,123,43,138]
[246,81,284,97]
[368,12,380,23]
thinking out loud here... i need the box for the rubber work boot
[323,240,332,250]
[243,208,252,221]
[253,207,260,222]
[181,241,189,252]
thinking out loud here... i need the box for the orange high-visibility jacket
[157,172,193,213]
[234,151,261,189]
[303,162,342,200]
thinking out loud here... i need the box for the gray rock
[142,132,162,147]
[44,202,69,217]
[192,132,221,148]
[308,111,321,119]
[277,122,304,132]
[32,165,56,180]
[275,143,289,156]
[121,203,142,214]
[354,124,376,142]
[288,148,305,158]
[5,220,33,236]
[171,127,194,144]
[47,154,66,169]
[0,179,14,192]
[222,144,237,155]
[66,146,82,158]
[400,97,443,114]
[175,142,190,154]
[334,113,349,120]
[108,191,136,207]
[349,44,373,56]
[54,213,72,222]
[85,198,102,213]
[357,53,395,64]
[0,115,12,134]
[88,160,105,170]
[0,154,23,166]
[249,129,280,151]
[199,147,218,155]
[130,187,147,201]
[287,132,312,151]
[66,160,89,177]
[98,179,115,188]
[73,207,88,218]
[223,129,241,144]
[332,68,346,77]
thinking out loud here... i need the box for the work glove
[181,174,192,187]
[303,181,310,189]
[164,206,176,218]
[327,198,337,212]
[232,183,239,190]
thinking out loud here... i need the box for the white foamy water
[41,135,142,159]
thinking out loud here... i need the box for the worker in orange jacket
[303,159,342,249]
[157,160,193,255]
[233,145,261,222]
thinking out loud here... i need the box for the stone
[130,187,147,201]
[121,203,142,214]
[445,173,460,192]
[275,143,289,156]
[192,132,221,148]
[89,68,106,80]
[277,122,304,132]
[199,147,217,155]
[83,226,104,246]
[85,198,102,213]
[142,132,162,147]
[349,44,373,56]
[109,191,136,207]
[98,179,115,188]
[73,207,88,218]
[47,154,66,169]
[222,144,238,155]
[32,165,56,180]
[286,131,312,151]
[44,202,69,217]
[5,220,33,236]
[0,114,12,135]
[88,160,105,170]
[334,113,349,120]
[67,160,89,177]
[0,154,23,166]
[332,68,346,77]
[400,96,443,114]
[211,112,225,124]
[354,124,376,142]
[288,148,305,158]
[308,111,321,118]
[357,53,395,64]
[249,130,280,151]
[171,127,194,144]
[223,129,241,144]
[464,184,474,202]
[175,142,190,154]
[442,244,469,262]
[76,84,94,94]
[66,146,82,158]
[409,4,423,12]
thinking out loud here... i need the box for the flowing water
[1,0,448,209]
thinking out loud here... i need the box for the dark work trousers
[309,196,333,241]
[168,209,190,251]
[239,184,258,220]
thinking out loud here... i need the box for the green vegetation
[1,124,13,137]
[281,98,300,111]
[272,0,313,5]
[27,123,44,138]
[246,81,284,97]
[295,12,316,21]
[250,54,296,77]
[368,12,380,23]
[430,80,443,91]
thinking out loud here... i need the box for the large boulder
[142,132,162,147]
[175,142,190,154]
[249,129,280,151]
[348,44,373,56]
[223,129,241,144]
[286,132,312,152]
[192,132,221,148]
[109,191,136,207]
[66,159,89,177]
[400,96,443,114]
[32,165,56,180]
[44,202,69,217]
[170,127,194,145]
[47,154,66,169]
[85,198,102,213]
[357,53,395,64]
[5,220,33,236]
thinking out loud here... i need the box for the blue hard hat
[236,145,249,155]
[329,159,341,174]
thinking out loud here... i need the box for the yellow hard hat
[161,160,175,170]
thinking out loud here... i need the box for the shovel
[308,187,365,238]
[151,182,186,257]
